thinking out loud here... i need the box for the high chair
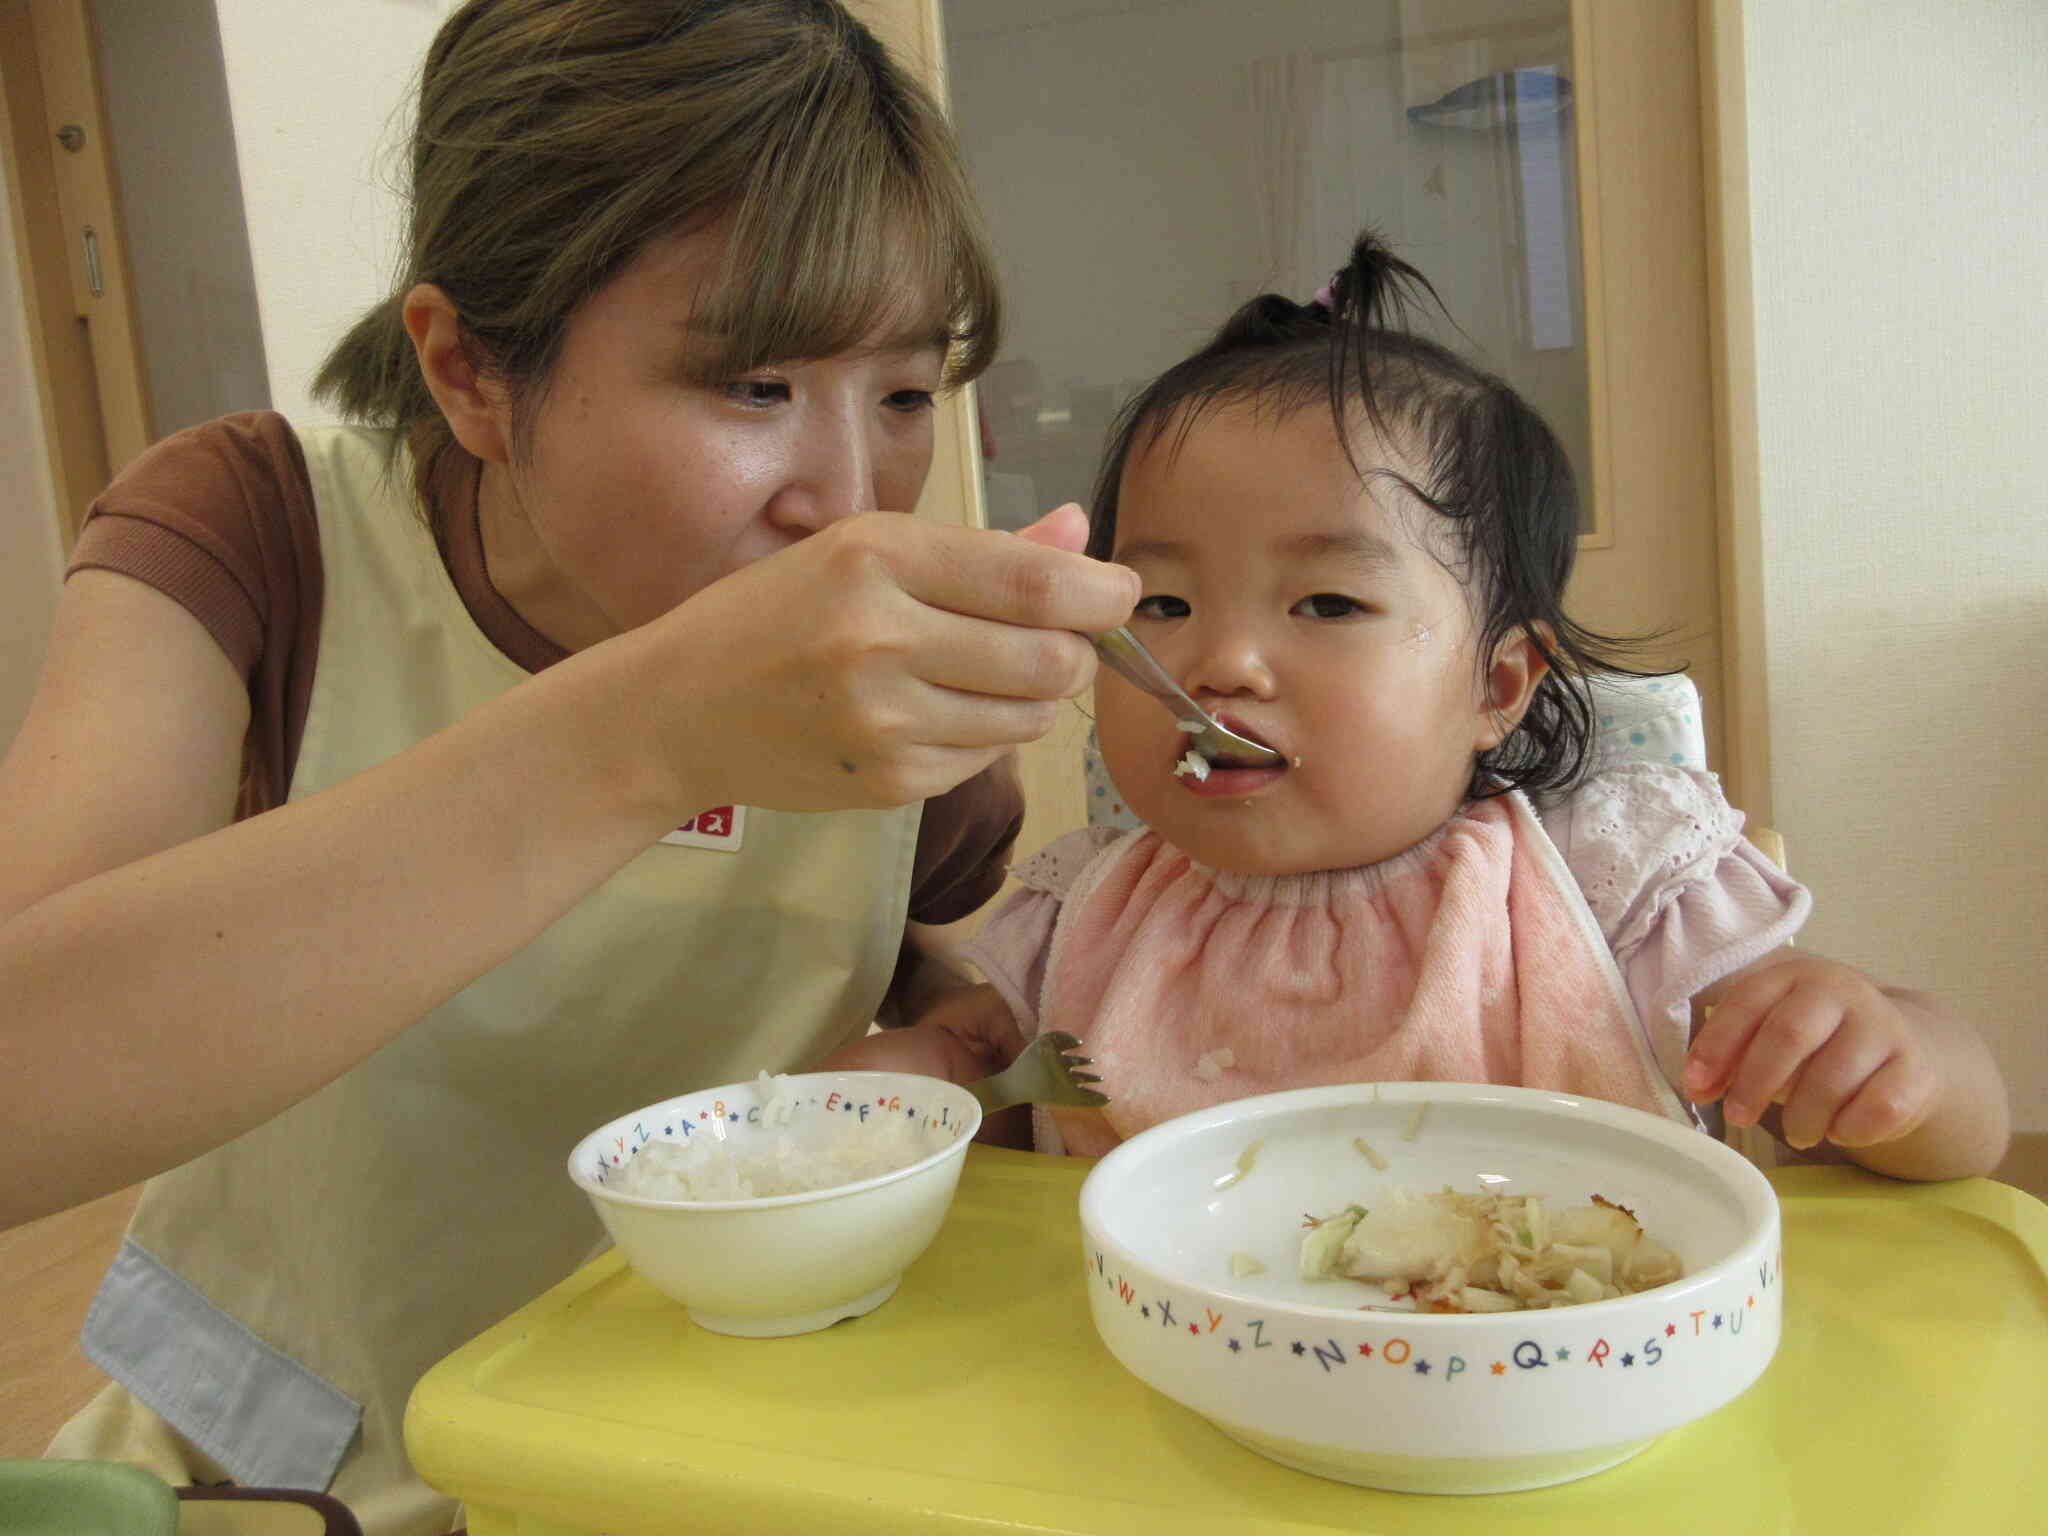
[1078,671,1785,1171]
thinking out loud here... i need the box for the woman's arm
[1,510,1133,1229]
[0,572,699,1227]
[1683,949,2011,1181]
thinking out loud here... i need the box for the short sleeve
[1541,763,1812,1091]
[65,411,321,817]
[908,754,1026,924]
[961,826,1115,1038]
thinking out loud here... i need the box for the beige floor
[6,1141,2048,1463]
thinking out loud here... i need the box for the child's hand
[1682,953,1936,1151]
[817,983,1025,1087]
[817,984,1032,1148]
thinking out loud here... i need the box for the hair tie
[1313,280,1336,311]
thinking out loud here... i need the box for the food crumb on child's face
[1095,400,1503,877]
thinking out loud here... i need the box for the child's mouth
[1172,718,1290,796]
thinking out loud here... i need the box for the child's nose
[1183,621,1277,700]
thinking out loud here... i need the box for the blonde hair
[315,0,1000,505]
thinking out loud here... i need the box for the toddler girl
[914,230,2009,1180]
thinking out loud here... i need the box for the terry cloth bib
[1040,791,1688,1158]
[69,427,918,1535]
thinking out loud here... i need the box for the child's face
[1098,400,1528,876]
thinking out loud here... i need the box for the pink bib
[1041,792,1688,1155]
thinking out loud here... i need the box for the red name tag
[660,805,745,851]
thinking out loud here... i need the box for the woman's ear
[1474,623,1553,752]
[402,283,512,465]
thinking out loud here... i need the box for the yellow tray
[407,1151,2048,1535]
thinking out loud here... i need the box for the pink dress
[967,765,1809,1155]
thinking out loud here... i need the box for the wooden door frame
[0,0,152,552]
[1697,0,1770,829]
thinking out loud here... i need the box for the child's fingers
[1826,1053,1936,1148]
[1716,988,1845,1129]
[1682,967,1802,1101]
[1775,1026,1894,1149]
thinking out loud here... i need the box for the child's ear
[1474,624,1553,752]
[402,283,513,465]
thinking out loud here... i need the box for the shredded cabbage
[1299,1188,1682,1312]
[1213,1139,1262,1190]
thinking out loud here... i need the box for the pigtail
[1321,229,1452,460]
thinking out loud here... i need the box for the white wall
[212,0,459,426]
[1742,1,2047,1131]
[0,174,66,751]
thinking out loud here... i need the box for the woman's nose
[1182,618,1277,701]
[765,411,877,535]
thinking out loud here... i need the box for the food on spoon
[1173,750,1212,781]
[1299,1187,1683,1312]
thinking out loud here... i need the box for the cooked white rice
[609,1074,951,1201]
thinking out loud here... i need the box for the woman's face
[1097,399,1515,876]
[476,229,946,651]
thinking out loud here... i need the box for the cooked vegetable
[1299,1187,1682,1312]
[1213,1139,1262,1190]
[1298,1205,1365,1279]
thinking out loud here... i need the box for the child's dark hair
[1087,227,1665,802]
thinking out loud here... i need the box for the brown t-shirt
[66,411,1022,924]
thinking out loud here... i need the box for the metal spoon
[1090,626,1284,767]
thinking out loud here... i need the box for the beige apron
[51,428,920,1536]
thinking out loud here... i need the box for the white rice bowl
[569,1070,981,1336]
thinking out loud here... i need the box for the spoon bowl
[1091,627,1284,767]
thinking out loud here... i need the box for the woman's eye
[884,389,936,413]
[721,378,790,407]
[1132,594,1190,621]
[1295,593,1364,619]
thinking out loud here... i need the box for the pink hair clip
[1313,277,1338,311]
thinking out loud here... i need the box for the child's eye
[884,389,936,413]
[1133,594,1190,621]
[1294,593,1366,620]
[720,378,790,407]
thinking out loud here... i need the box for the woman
[0,2,1136,1529]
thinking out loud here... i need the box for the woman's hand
[1684,951,2009,1180]
[629,504,1137,817]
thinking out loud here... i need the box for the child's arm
[821,919,1032,1145]
[1682,950,2010,1181]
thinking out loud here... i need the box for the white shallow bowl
[1078,1082,1782,1494]
[569,1071,980,1337]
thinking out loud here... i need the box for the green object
[0,1460,180,1536]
